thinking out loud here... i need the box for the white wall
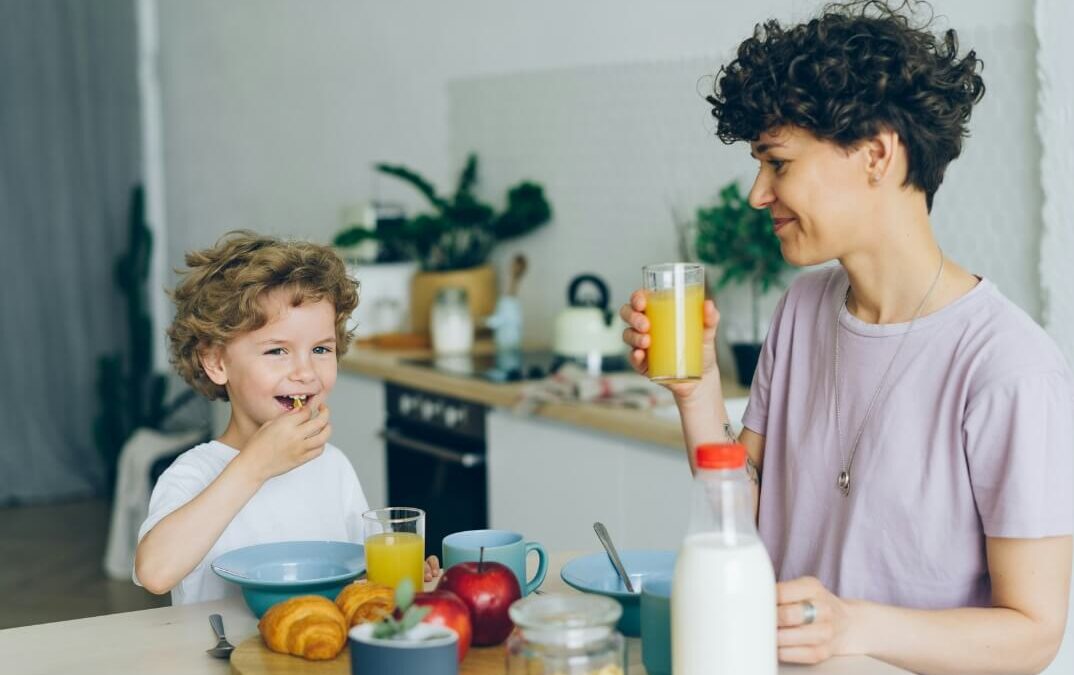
[155,0,1043,336]
[154,0,791,280]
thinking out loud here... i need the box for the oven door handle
[379,428,485,468]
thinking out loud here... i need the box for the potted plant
[694,181,790,386]
[349,579,459,675]
[333,153,552,333]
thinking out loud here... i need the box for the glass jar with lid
[430,286,473,355]
[506,593,625,675]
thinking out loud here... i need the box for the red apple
[413,590,472,663]
[438,559,521,646]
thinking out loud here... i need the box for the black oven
[382,383,488,559]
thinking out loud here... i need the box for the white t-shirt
[134,440,369,605]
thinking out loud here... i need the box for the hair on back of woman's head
[168,230,360,400]
[708,0,985,211]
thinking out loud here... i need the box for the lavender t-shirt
[743,265,1074,609]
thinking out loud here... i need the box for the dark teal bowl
[211,541,365,618]
[560,549,676,637]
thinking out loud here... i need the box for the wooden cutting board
[230,635,509,675]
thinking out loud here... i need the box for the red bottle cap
[696,443,746,470]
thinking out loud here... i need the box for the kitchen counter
[339,344,749,450]
[0,552,910,674]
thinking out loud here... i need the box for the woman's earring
[870,173,881,184]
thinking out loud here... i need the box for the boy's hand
[237,403,332,483]
[424,555,442,583]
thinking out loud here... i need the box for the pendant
[837,471,850,496]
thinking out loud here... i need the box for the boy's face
[203,287,339,430]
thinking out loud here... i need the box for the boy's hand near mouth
[235,403,332,484]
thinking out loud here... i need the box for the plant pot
[731,343,763,388]
[410,264,497,334]
[345,261,419,339]
[349,623,459,675]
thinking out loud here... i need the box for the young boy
[134,231,440,604]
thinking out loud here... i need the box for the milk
[672,443,777,675]
[672,534,776,674]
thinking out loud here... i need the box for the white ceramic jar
[431,287,474,355]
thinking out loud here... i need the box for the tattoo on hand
[746,456,761,487]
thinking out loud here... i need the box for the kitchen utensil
[206,613,235,659]
[552,274,624,360]
[506,593,624,674]
[643,263,705,382]
[210,564,249,580]
[210,541,366,618]
[560,548,676,636]
[641,574,673,675]
[507,254,527,296]
[363,507,426,590]
[441,529,548,596]
[592,522,634,593]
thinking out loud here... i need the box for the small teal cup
[641,573,672,675]
[441,529,548,596]
[349,623,458,675]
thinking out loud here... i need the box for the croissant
[335,580,395,627]
[258,595,348,660]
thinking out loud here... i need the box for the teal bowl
[211,541,365,618]
[560,550,676,637]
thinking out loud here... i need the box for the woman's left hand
[776,576,858,664]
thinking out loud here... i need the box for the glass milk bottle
[672,443,776,675]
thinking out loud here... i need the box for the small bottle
[431,286,474,355]
[672,443,776,675]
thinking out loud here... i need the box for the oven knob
[421,401,434,420]
[444,407,459,428]
[400,394,413,414]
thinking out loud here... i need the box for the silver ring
[801,600,817,625]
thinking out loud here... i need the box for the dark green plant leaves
[694,182,788,292]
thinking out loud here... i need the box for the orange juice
[365,531,424,590]
[646,283,704,381]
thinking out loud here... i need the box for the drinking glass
[362,507,426,590]
[642,263,705,382]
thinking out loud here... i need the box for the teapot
[553,274,624,359]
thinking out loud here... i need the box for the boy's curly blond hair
[168,231,360,400]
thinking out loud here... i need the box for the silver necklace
[833,249,945,497]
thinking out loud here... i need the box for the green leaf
[394,578,415,611]
[376,163,449,211]
[399,605,431,633]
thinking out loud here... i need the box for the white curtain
[0,0,141,503]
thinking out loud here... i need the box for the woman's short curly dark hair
[708,0,984,210]
[168,231,360,400]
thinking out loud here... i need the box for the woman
[621,2,1073,673]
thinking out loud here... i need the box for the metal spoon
[211,563,250,580]
[206,613,235,659]
[593,521,635,593]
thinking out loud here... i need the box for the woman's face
[747,126,877,267]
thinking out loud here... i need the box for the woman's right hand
[619,290,721,402]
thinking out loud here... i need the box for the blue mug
[641,573,673,675]
[441,529,548,596]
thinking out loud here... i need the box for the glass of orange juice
[362,507,425,590]
[643,263,705,382]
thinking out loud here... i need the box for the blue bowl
[211,541,365,618]
[560,550,676,637]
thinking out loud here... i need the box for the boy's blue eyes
[262,346,334,356]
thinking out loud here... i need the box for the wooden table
[0,553,911,675]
